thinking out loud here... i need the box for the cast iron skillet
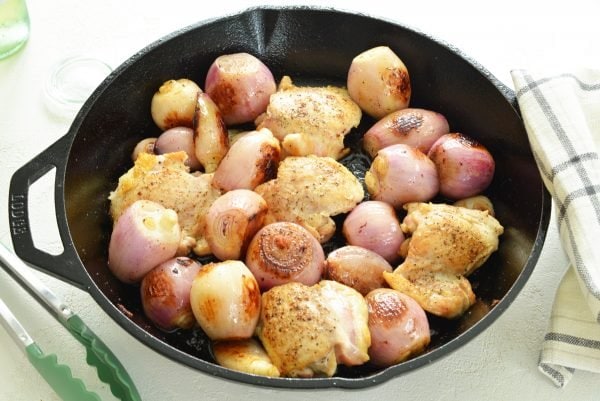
[8,6,551,389]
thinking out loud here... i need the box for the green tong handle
[66,314,141,401]
[25,342,102,401]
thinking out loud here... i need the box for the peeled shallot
[365,144,439,208]
[324,245,393,295]
[342,201,404,263]
[212,128,280,192]
[245,222,325,291]
[108,200,181,284]
[193,92,229,173]
[190,260,261,340]
[140,256,202,331]
[428,133,495,199]
[366,288,430,367]
[205,52,276,125]
[347,46,411,119]
[150,78,201,130]
[363,108,449,157]
[154,127,202,171]
[205,189,268,261]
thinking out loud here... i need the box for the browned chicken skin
[256,280,370,377]
[254,155,364,243]
[108,152,222,255]
[255,76,362,160]
[384,202,504,318]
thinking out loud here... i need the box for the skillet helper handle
[8,134,89,289]
[66,314,142,401]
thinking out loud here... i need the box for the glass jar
[0,0,30,60]
[44,56,113,120]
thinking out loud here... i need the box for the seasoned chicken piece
[256,280,370,377]
[384,269,477,320]
[109,152,222,255]
[255,76,362,160]
[318,281,371,366]
[254,155,364,243]
[400,202,504,276]
[257,282,336,377]
[384,202,504,318]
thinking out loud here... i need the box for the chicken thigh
[318,281,372,366]
[109,152,222,255]
[255,76,362,160]
[254,155,364,243]
[384,202,504,318]
[256,280,370,377]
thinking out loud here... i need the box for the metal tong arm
[0,296,34,350]
[0,244,74,323]
[0,243,141,401]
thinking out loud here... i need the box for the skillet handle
[8,134,90,290]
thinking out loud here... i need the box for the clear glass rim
[43,55,113,117]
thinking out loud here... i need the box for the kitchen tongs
[0,243,141,401]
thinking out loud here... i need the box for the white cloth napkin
[511,69,600,387]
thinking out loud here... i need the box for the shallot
[190,260,261,340]
[347,46,411,119]
[212,128,280,192]
[428,133,495,199]
[131,137,156,161]
[245,222,325,291]
[140,257,202,331]
[205,189,268,261]
[365,144,439,208]
[342,201,404,263]
[363,108,449,157]
[154,127,202,171]
[150,78,201,130]
[366,288,430,367]
[324,245,393,295]
[108,200,181,284]
[193,92,229,173]
[205,52,276,125]
[454,195,495,216]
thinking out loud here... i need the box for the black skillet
[8,6,551,389]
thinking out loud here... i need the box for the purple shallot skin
[141,257,202,331]
[428,133,495,199]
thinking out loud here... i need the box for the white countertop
[1,1,599,400]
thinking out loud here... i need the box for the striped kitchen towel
[511,69,600,387]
